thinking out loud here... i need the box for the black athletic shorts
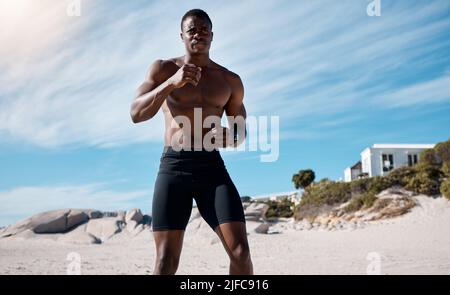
[152,146,246,231]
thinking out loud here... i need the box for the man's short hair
[181,9,212,31]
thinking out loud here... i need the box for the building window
[408,154,418,166]
[382,154,394,172]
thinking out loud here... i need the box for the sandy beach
[1,195,449,275]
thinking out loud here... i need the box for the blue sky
[1,0,449,226]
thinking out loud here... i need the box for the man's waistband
[162,146,221,157]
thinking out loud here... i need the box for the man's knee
[154,253,180,274]
[230,243,251,263]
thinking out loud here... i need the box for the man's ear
[180,32,183,42]
[211,31,213,42]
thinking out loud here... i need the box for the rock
[126,220,138,233]
[1,209,100,238]
[58,230,100,245]
[67,210,89,229]
[267,227,282,234]
[347,222,357,230]
[315,216,330,226]
[125,209,143,224]
[117,211,126,222]
[244,203,269,221]
[133,224,145,235]
[14,229,38,240]
[254,223,271,234]
[294,223,303,230]
[305,221,312,230]
[142,215,152,226]
[319,224,328,231]
[88,210,103,219]
[86,218,123,241]
[242,202,251,210]
[1,209,70,237]
[33,211,68,234]
[210,236,220,245]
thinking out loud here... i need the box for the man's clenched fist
[168,63,201,88]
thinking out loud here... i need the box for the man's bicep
[135,60,164,98]
[225,74,246,118]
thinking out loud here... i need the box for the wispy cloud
[0,0,449,149]
[0,182,150,226]
[372,75,450,108]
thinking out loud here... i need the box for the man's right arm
[130,60,175,124]
[130,60,201,123]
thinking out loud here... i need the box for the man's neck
[184,53,211,67]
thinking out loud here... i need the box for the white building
[252,191,301,205]
[344,144,435,182]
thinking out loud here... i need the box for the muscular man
[130,9,253,275]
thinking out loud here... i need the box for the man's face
[180,16,213,54]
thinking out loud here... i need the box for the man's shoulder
[147,57,180,80]
[151,57,180,71]
[212,61,242,84]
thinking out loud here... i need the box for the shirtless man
[130,9,253,275]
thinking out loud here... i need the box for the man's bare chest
[168,71,232,109]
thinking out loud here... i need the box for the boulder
[126,220,138,233]
[116,210,126,222]
[244,203,269,221]
[58,230,100,245]
[254,223,271,234]
[267,226,282,234]
[86,217,123,241]
[142,215,152,226]
[125,209,143,224]
[88,210,103,219]
[132,224,145,236]
[1,209,70,237]
[67,210,89,229]
[0,209,99,238]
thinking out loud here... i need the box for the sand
[1,196,449,275]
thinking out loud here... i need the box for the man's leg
[215,221,253,275]
[152,230,185,275]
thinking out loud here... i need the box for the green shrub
[367,176,395,195]
[405,174,440,195]
[415,163,444,180]
[264,197,294,218]
[386,166,416,187]
[419,148,439,165]
[293,203,334,221]
[441,161,450,177]
[440,179,450,200]
[294,180,351,220]
[350,178,373,196]
[434,138,450,163]
[300,180,351,207]
[344,192,377,213]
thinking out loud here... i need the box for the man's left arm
[224,73,247,147]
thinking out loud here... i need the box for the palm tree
[292,169,315,190]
